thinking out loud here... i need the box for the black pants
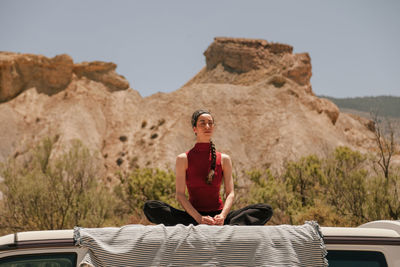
[143,200,273,226]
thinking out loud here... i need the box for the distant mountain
[321,96,400,118]
[320,96,400,143]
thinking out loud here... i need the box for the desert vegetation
[0,137,117,234]
[241,147,399,226]
[0,127,398,235]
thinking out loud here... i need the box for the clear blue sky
[1,0,399,97]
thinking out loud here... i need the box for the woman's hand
[213,214,225,225]
[198,215,216,225]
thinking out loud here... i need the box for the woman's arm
[175,153,215,225]
[214,154,235,225]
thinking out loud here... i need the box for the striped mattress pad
[74,221,327,267]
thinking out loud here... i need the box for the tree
[371,112,399,219]
[371,112,396,179]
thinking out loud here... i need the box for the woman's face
[193,113,214,138]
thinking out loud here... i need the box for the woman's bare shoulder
[176,153,188,164]
[176,153,187,160]
[221,153,232,166]
[176,153,188,170]
[221,153,231,160]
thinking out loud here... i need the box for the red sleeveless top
[186,143,224,212]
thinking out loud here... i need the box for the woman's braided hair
[191,109,216,184]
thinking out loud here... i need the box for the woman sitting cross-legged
[143,109,273,226]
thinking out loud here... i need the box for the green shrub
[323,147,369,225]
[284,155,325,208]
[2,136,399,230]
[244,169,290,224]
[367,166,400,221]
[240,146,400,226]
[115,168,179,217]
[0,138,116,234]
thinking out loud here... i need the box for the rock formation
[187,37,338,125]
[0,52,128,103]
[0,37,380,180]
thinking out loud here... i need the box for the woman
[143,110,273,226]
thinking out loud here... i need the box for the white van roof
[321,227,400,238]
[359,220,400,235]
[2,221,400,247]
[0,230,73,247]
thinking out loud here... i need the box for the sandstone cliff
[0,37,379,179]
